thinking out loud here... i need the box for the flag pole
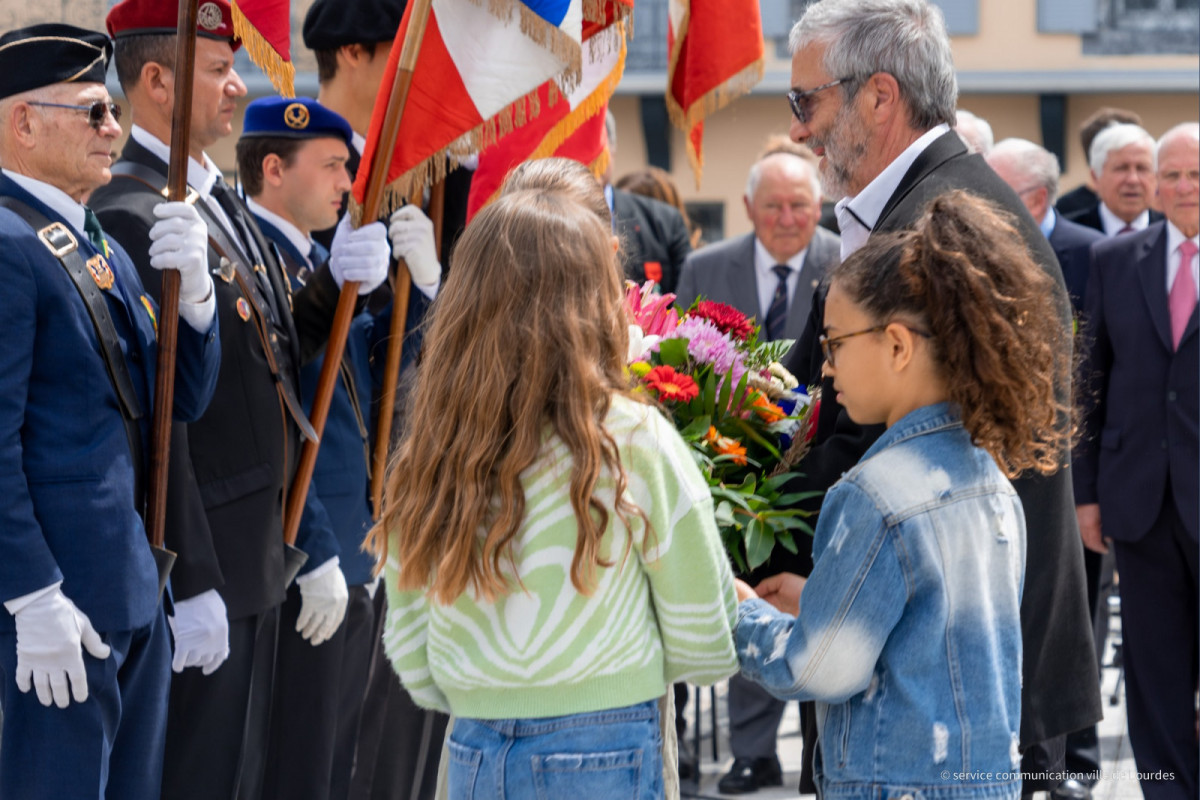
[145,0,200,596]
[284,0,435,547]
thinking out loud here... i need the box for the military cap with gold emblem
[241,96,353,148]
[0,24,113,100]
[106,0,241,51]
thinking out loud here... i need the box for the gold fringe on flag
[231,0,295,97]
[466,0,583,93]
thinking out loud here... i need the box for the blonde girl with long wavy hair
[367,187,738,800]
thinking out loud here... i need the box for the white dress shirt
[1098,203,1151,238]
[246,197,317,270]
[1166,222,1200,302]
[753,238,808,323]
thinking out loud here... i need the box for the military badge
[284,102,310,130]
[140,295,158,336]
[86,254,115,290]
[217,256,235,283]
[197,2,223,31]
[236,297,252,321]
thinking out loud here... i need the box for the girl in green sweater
[368,186,739,799]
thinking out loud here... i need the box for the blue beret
[0,24,112,100]
[241,97,353,148]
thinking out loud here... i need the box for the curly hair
[365,188,646,604]
[829,191,1072,476]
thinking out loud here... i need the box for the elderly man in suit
[1068,123,1162,236]
[1075,122,1199,800]
[0,23,219,799]
[777,0,1101,794]
[676,147,838,794]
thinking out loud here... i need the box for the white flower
[768,362,799,390]
[627,324,661,363]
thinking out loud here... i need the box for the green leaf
[679,415,712,440]
[658,338,689,367]
[744,518,774,571]
[775,490,825,507]
[714,501,735,527]
[774,529,798,553]
[702,371,717,416]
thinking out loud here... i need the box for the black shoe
[1051,779,1093,800]
[717,756,783,794]
[677,751,698,782]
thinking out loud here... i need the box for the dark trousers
[161,606,279,800]
[0,606,170,800]
[727,672,787,759]
[264,584,378,800]
[1113,496,1199,800]
[350,590,448,800]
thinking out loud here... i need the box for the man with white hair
[675,146,839,793]
[954,108,993,155]
[777,0,1101,794]
[1075,122,1199,800]
[1068,122,1163,235]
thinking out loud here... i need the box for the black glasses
[787,78,852,124]
[27,100,122,130]
[819,324,931,366]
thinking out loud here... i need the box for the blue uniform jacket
[0,174,220,633]
[256,215,429,586]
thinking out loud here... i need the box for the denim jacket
[736,403,1026,800]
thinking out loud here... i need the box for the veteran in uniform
[87,1,389,797]
[0,23,219,799]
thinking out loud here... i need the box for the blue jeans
[447,699,663,800]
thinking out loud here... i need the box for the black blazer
[91,138,343,619]
[1065,202,1164,235]
[612,188,692,294]
[1049,214,1105,314]
[1074,222,1198,542]
[784,131,1102,747]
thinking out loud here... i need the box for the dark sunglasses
[27,100,122,130]
[786,77,854,125]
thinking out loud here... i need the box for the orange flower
[704,426,747,465]
[644,365,700,402]
[751,393,787,424]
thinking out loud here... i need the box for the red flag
[231,0,294,96]
[666,0,764,186]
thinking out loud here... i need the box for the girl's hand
[754,573,807,617]
[733,578,758,603]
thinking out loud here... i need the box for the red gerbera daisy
[644,365,700,402]
[690,300,755,341]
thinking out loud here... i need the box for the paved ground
[680,610,1146,800]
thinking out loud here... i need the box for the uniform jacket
[675,228,841,343]
[1074,222,1198,542]
[737,404,1025,800]
[90,138,343,620]
[0,173,220,633]
[783,131,1102,747]
[258,216,430,586]
[612,187,692,294]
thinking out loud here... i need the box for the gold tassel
[230,0,295,97]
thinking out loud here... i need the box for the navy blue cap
[303,0,407,50]
[0,24,113,100]
[240,96,354,148]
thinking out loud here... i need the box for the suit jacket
[90,138,343,619]
[1049,215,1105,314]
[675,228,841,343]
[1074,222,1198,542]
[612,188,692,294]
[784,131,1102,746]
[1054,184,1097,220]
[0,174,219,633]
[1065,203,1164,235]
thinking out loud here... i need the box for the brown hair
[365,188,646,604]
[500,157,611,225]
[112,34,176,93]
[829,191,1072,477]
[1079,107,1142,159]
[234,137,304,197]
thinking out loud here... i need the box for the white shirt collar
[246,197,314,266]
[130,125,222,197]
[1166,221,1200,297]
[3,169,87,237]
[1098,202,1149,237]
[753,237,808,319]
[834,123,952,259]
[352,132,366,157]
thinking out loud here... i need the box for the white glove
[295,558,349,646]
[388,205,441,289]
[10,585,111,708]
[149,202,212,304]
[168,589,230,676]
[329,215,389,295]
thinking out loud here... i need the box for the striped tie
[765,265,791,341]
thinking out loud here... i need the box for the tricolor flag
[231,0,294,96]
[352,0,585,221]
[466,5,628,219]
[667,0,764,186]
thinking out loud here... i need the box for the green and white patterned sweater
[383,395,738,720]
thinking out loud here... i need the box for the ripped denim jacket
[736,403,1027,800]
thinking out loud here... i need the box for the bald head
[986,138,1060,224]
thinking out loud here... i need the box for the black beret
[0,24,113,100]
[303,0,408,51]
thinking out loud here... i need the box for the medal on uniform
[236,297,252,321]
[140,295,158,336]
[86,254,114,290]
[217,256,235,283]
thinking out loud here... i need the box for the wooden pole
[146,0,199,552]
[284,0,435,546]
[370,177,444,519]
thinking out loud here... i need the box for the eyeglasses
[819,323,931,366]
[787,78,852,124]
[27,100,122,130]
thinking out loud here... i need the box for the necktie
[1117,224,1135,235]
[210,178,280,322]
[83,207,107,255]
[764,265,791,341]
[1169,240,1198,350]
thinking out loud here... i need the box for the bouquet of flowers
[625,281,820,572]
